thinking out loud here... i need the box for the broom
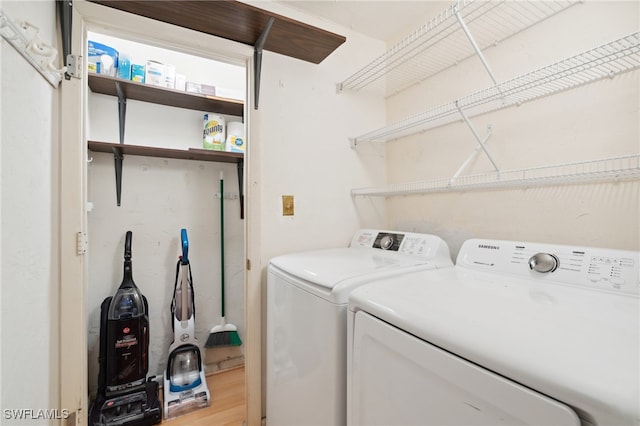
[206,171,242,347]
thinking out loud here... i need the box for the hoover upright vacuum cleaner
[89,231,161,426]
[163,229,210,419]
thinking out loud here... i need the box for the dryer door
[348,311,580,426]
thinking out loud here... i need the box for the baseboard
[204,344,245,374]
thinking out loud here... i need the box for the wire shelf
[338,0,578,96]
[351,33,640,145]
[351,155,640,197]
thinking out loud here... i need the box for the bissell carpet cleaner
[89,231,161,426]
[163,229,210,419]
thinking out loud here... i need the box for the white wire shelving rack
[337,0,579,97]
[351,155,640,197]
[351,32,640,146]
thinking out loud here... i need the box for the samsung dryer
[266,229,453,426]
[347,239,639,425]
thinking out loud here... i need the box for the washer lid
[348,267,640,426]
[269,247,443,301]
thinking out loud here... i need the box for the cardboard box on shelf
[164,63,176,89]
[175,74,186,91]
[88,41,119,76]
[131,64,145,83]
[145,60,165,87]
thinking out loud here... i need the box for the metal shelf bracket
[453,4,498,87]
[254,17,275,110]
[455,101,499,173]
[112,81,127,206]
[237,158,245,219]
[449,124,493,186]
[112,147,124,206]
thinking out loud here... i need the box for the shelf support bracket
[454,5,499,87]
[116,81,127,144]
[449,124,493,186]
[114,81,127,206]
[253,17,275,110]
[112,147,124,206]
[455,101,499,173]
[237,158,244,219]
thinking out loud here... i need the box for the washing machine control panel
[459,239,639,295]
[374,233,403,251]
[350,229,451,261]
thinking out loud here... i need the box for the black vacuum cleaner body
[89,231,161,426]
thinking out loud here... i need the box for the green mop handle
[220,171,225,318]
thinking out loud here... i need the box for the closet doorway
[59,3,261,425]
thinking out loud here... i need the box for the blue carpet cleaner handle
[181,228,189,264]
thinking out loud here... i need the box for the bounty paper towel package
[203,114,226,151]
[225,121,245,153]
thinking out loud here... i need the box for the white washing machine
[347,239,639,426]
[266,229,453,426]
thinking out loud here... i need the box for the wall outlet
[282,195,294,216]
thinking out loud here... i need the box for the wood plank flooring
[163,366,245,426]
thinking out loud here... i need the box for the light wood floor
[163,366,245,426]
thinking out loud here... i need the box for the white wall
[0,0,60,423]
[86,33,246,394]
[252,8,388,262]
[382,1,640,257]
[243,2,389,418]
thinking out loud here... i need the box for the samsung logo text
[478,244,500,250]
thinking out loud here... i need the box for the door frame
[60,2,261,424]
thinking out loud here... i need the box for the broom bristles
[205,330,242,347]
[205,317,242,347]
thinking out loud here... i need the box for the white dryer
[347,239,639,426]
[266,229,453,426]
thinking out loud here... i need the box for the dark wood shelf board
[89,140,243,164]
[87,0,346,64]
[88,74,244,116]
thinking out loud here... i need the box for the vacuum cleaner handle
[124,230,132,261]
[181,228,189,264]
[121,231,135,288]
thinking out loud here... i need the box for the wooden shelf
[88,140,243,164]
[87,0,346,64]
[88,74,244,116]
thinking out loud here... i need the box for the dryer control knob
[380,235,394,250]
[529,253,559,273]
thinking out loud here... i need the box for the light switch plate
[282,195,294,216]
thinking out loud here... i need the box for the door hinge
[76,232,87,255]
[66,54,82,79]
[246,258,251,271]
